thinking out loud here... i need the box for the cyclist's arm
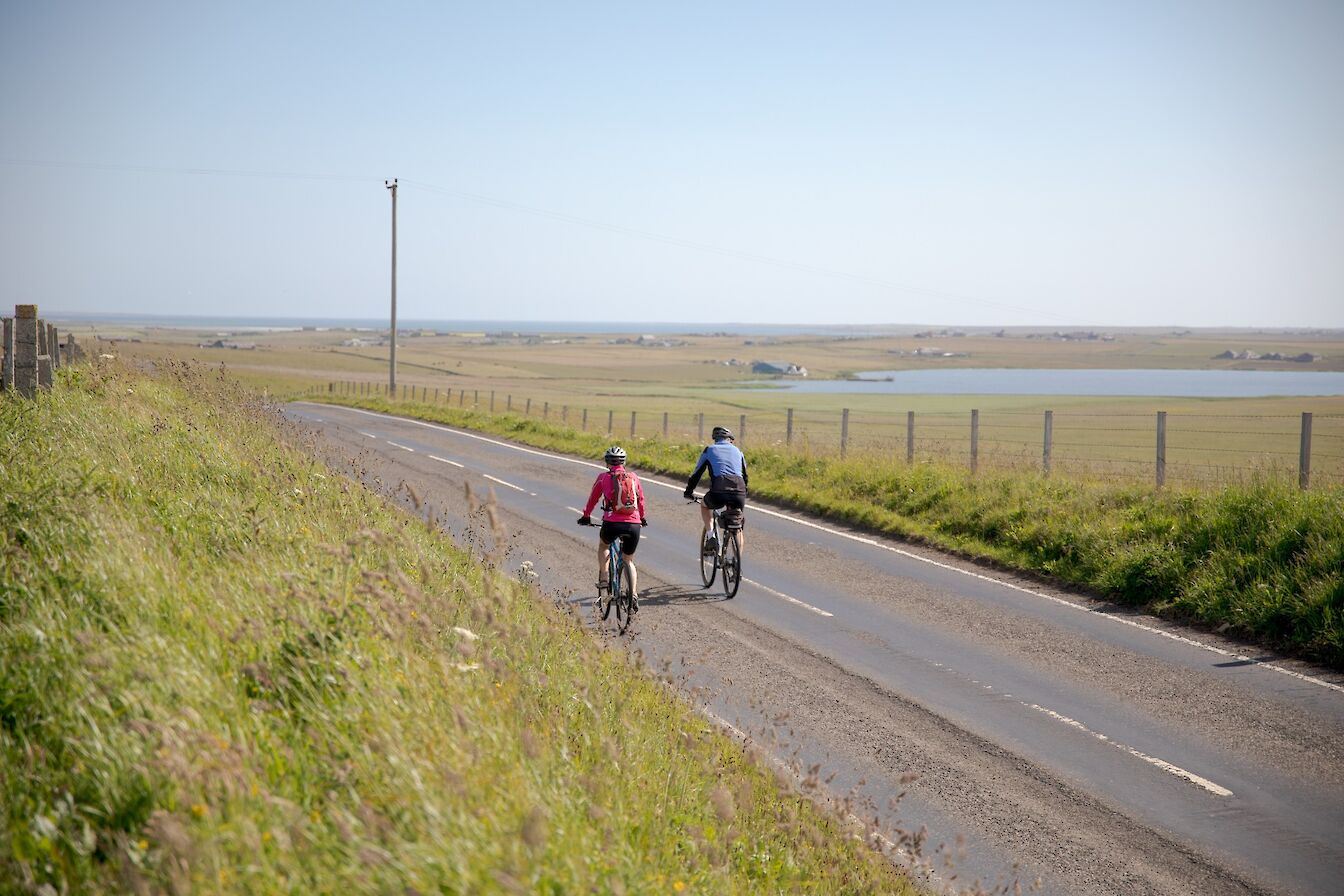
[581,474,606,518]
[635,476,647,520]
[741,454,749,492]
[685,454,710,493]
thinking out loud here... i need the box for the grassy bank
[308,393,1344,668]
[0,361,911,894]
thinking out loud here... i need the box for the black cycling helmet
[711,425,734,441]
[604,445,627,466]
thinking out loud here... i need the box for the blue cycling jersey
[686,439,748,494]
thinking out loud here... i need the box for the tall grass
[1,361,911,894]
[310,393,1344,668]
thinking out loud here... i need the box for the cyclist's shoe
[595,592,608,615]
[597,577,609,592]
[703,535,718,556]
[630,593,640,613]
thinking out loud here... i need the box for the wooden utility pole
[385,178,398,393]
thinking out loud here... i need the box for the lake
[778,369,1344,398]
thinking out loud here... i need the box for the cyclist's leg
[618,528,641,604]
[597,523,618,588]
[703,493,724,553]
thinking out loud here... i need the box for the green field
[71,322,1344,487]
[1,360,913,894]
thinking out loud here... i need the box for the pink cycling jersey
[582,466,646,524]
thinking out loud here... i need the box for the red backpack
[610,469,638,509]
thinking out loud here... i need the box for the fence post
[14,305,39,398]
[663,411,669,439]
[526,398,531,416]
[1300,412,1313,490]
[970,409,979,474]
[607,410,613,435]
[508,394,512,412]
[473,389,479,407]
[630,411,637,439]
[906,411,915,463]
[841,408,850,458]
[582,408,588,431]
[459,389,464,406]
[563,405,569,424]
[739,414,747,444]
[698,413,704,442]
[6,317,18,389]
[490,391,495,413]
[1043,410,1053,476]
[1156,411,1167,488]
[544,401,549,420]
[50,325,60,371]
[786,408,794,447]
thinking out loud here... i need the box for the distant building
[752,360,808,376]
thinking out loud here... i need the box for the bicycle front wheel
[722,531,741,599]
[615,560,636,633]
[699,529,718,589]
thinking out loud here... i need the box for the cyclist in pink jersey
[577,446,648,607]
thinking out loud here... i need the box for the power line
[2,157,1072,322]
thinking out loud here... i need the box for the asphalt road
[284,402,1344,896]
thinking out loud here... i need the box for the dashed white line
[386,441,415,452]
[483,473,526,493]
[1025,703,1233,797]
[428,454,464,467]
[740,577,833,617]
[357,430,378,439]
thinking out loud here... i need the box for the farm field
[75,320,1344,487]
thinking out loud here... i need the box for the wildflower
[191,804,207,818]
[136,839,149,851]
[673,883,686,893]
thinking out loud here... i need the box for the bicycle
[689,497,743,599]
[579,520,636,633]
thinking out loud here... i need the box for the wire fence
[316,381,1344,490]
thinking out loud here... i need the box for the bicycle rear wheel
[615,559,635,633]
[722,530,741,599]
[699,524,718,589]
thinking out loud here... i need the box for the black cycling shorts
[704,491,745,511]
[599,521,642,555]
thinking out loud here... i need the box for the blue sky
[2,1,1341,327]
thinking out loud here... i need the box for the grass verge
[307,393,1344,668]
[1,361,912,894]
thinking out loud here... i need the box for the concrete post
[50,325,60,370]
[14,305,39,398]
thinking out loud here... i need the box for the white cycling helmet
[604,445,627,466]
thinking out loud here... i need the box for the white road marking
[428,454,464,467]
[300,403,1344,697]
[386,441,415,452]
[740,577,834,617]
[1025,703,1233,797]
[357,430,378,439]
[483,473,526,492]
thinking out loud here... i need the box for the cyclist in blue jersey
[683,425,748,556]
